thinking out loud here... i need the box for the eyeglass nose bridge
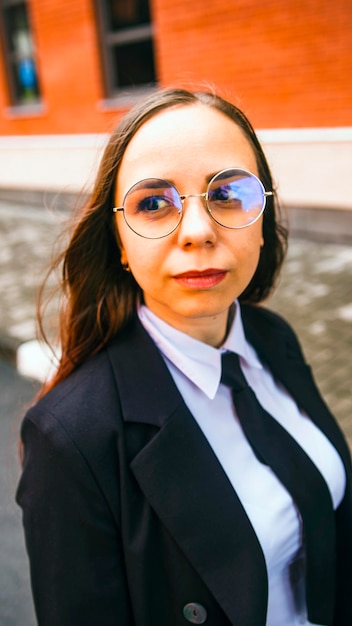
[179,190,236,229]
[178,191,210,213]
[179,192,208,203]
[177,192,214,227]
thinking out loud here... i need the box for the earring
[122,262,131,272]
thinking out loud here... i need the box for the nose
[177,194,217,247]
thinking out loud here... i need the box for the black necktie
[221,351,336,625]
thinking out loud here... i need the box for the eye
[209,184,242,204]
[137,195,172,213]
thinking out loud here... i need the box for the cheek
[116,220,163,281]
[238,220,263,257]
[233,222,264,279]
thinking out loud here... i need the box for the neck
[143,304,236,348]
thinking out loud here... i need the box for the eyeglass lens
[122,168,266,238]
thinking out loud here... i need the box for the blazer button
[183,602,207,623]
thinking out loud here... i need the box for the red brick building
[0,0,351,216]
[0,0,351,134]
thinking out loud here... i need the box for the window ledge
[97,85,157,111]
[4,101,46,119]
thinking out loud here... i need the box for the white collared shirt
[138,302,346,626]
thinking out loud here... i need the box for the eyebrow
[205,171,221,184]
[147,172,222,188]
[137,179,172,189]
[134,170,233,191]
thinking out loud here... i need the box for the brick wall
[154,0,352,128]
[0,0,351,135]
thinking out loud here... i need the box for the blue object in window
[18,58,37,90]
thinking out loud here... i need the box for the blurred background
[0,1,351,625]
[0,0,351,223]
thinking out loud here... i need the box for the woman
[16,88,351,626]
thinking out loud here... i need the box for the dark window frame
[94,0,157,100]
[0,0,41,107]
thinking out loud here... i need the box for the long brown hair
[38,88,288,396]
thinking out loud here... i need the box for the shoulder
[21,345,121,459]
[240,303,306,361]
[18,319,165,510]
[20,316,155,459]
[17,344,125,534]
[241,302,298,336]
[32,346,115,414]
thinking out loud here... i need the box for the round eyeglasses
[113,168,273,239]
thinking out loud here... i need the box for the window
[96,0,157,98]
[0,0,41,106]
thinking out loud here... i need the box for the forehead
[116,103,258,195]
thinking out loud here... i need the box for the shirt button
[183,602,207,623]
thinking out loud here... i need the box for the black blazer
[17,305,352,626]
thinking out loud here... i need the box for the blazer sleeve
[16,408,134,626]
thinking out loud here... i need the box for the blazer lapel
[131,402,268,625]
[108,317,268,625]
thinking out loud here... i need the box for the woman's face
[115,103,264,347]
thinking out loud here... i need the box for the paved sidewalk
[0,201,351,449]
[270,240,352,449]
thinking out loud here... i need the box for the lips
[173,269,227,289]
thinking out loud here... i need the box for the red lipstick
[173,269,227,289]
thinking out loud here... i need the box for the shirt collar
[138,302,262,400]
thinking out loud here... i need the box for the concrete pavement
[0,201,351,449]
[0,357,37,626]
[270,239,352,449]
